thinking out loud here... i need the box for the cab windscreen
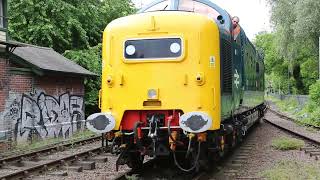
[124,38,182,59]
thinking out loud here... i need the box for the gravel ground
[62,153,130,180]
[204,115,319,180]
[237,120,317,178]
[31,110,320,180]
[0,142,103,179]
[35,150,129,180]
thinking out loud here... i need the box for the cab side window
[144,0,170,12]
[178,0,220,21]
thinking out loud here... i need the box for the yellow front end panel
[101,11,221,131]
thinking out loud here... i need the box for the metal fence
[270,94,309,106]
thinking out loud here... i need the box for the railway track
[264,108,320,161]
[113,122,264,180]
[9,106,317,180]
[267,107,320,130]
[114,107,320,180]
[0,135,104,180]
[0,135,102,166]
[195,122,263,180]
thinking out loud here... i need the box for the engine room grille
[221,39,233,93]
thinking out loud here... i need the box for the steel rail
[264,110,320,146]
[267,107,320,130]
[0,135,101,166]
[0,146,104,180]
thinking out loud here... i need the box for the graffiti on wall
[3,91,84,142]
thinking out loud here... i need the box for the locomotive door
[232,32,244,110]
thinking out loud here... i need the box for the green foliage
[262,160,320,180]
[8,0,136,115]
[296,81,320,127]
[255,32,291,94]
[309,81,320,106]
[271,136,304,150]
[268,93,320,128]
[64,44,102,115]
[264,0,320,94]
[277,98,299,113]
[9,0,135,53]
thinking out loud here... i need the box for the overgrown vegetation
[268,81,320,127]
[64,44,102,116]
[255,0,320,95]
[271,137,304,150]
[262,160,320,179]
[12,129,95,152]
[8,0,136,115]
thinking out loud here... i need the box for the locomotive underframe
[109,103,266,171]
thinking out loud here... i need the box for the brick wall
[0,58,9,112]
[9,74,33,93]
[0,60,86,145]
[35,75,84,96]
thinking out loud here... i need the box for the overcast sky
[131,0,272,40]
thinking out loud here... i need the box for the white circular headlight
[126,45,136,55]
[179,112,212,133]
[170,43,181,54]
[86,113,115,134]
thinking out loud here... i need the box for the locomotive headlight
[125,45,136,55]
[86,113,116,134]
[147,88,158,100]
[170,42,181,54]
[179,112,212,133]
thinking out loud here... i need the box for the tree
[255,32,289,94]
[267,0,320,94]
[8,0,136,114]
[64,44,102,116]
[9,0,135,53]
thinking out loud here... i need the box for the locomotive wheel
[127,152,144,170]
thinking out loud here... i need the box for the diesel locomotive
[86,0,265,171]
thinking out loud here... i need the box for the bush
[271,137,304,150]
[309,81,320,106]
[277,97,299,113]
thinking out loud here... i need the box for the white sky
[132,0,272,40]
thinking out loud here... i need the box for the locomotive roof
[138,0,231,32]
[138,0,264,62]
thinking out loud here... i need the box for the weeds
[261,160,320,180]
[12,129,95,152]
[266,95,320,129]
[271,137,304,150]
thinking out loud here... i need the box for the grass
[261,160,320,180]
[11,129,96,153]
[271,136,304,150]
[266,95,320,130]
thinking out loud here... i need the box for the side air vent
[221,39,233,93]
